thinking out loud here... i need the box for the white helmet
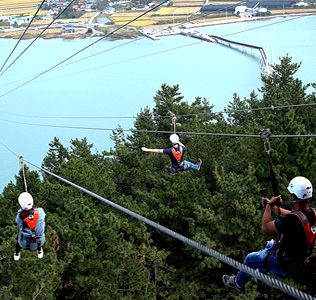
[18,192,34,210]
[287,176,313,201]
[169,133,179,144]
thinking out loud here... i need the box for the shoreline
[0,12,315,40]
[186,12,315,28]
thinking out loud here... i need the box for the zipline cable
[1,102,315,120]
[1,117,316,138]
[0,0,77,77]
[0,118,266,137]
[0,0,248,87]
[0,140,19,157]
[0,12,313,96]
[0,37,145,88]
[48,0,251,69]
[0,0,169,98]
[0,0,46,75]
[13,154,314,300]
[0,139,315,299]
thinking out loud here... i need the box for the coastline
[185,12,315,28]
[0,12,315,40]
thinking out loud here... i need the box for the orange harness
[20,208,41,250]
[171,146,184,166]
[22,208,40,234]
[291,208,316,251]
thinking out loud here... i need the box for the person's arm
[261,195,290,234]
[141,147,163,154]
[262,204,278,234]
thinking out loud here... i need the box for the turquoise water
[0,15,315,191]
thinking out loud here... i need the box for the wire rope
[0,0,77,77]
[0,0,169,99]
[0,9,313,94]
[1,102,315,120]
[0,0,249,85]
[0,0,46,75]
[0,140,19,157]
[1,149,312,300]
[0,37,145,88]
[1,117,316,138]
[2,12,312,93]
[0,118,259,137]
[0,1,248,87]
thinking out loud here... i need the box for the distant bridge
[182,29,272,75]
[140,27,273,75]
[210,35,272,75]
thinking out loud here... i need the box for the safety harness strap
[171,146,184,166]
[291,208,316,247]
[23,208,40,238]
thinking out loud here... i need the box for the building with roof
[200,1,297,12]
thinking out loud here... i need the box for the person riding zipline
[141,133,202,175]
[223,176,316,293]
[14,192,46,261]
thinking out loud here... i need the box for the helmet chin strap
[290,194,309,209]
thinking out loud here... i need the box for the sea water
[0,15,315,191]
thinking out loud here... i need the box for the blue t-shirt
[163,145,187,167]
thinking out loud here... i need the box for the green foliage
[1,56,316,299]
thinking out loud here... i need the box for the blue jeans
[236,240,294,288]
[169,160,198,174]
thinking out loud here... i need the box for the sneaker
[14,252,20,261]
[222,274,244,293]
[37,248,44,259]
[196,158,202,171]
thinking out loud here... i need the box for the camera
[260,188,268,198]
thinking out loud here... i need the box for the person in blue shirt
[14,192,46,261]
[223,176,316,293]
[141,133,202,174]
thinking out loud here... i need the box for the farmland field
[0,0,39,14]
[171,7,201,14]
[154,7,176,15]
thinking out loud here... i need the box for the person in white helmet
[223,176,316,293]
[14,192,46,261]
[141,134,202,175]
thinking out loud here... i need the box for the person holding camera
[223,176,316,292]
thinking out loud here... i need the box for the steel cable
[0,0,169,98]
[0,0,77,77]
[1,101,316,121]
[0,139,315,299]
[15,155,316,300]
[0,0,46,75]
